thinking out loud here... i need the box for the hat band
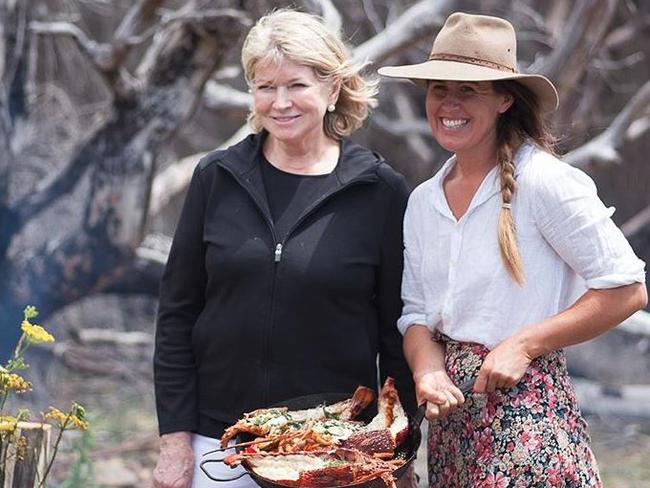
[428,53,516,73]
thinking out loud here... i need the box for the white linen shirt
[398,142,646,348]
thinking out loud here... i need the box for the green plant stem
[38,415,70,488]
[12,334,26,362]
[1,433,11,485]
[0,391,8,415]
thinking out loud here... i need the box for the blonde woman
[380,12,646,487]
[153,9,415,488]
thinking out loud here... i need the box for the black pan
[200,379,474,488]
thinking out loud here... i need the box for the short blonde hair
[241,9,377,139]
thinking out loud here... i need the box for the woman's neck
[452,149,499,182]
[264,134,340,175]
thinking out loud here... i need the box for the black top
[154,132,416,438]
[260,158,330,241]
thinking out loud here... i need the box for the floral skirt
[427,335,602,488]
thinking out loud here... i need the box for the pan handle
[457,378,476,395]
[199,458,251,482]
[413,377,476,426]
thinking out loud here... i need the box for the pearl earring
[327,104,336,113]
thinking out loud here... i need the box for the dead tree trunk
[0,3,250,359]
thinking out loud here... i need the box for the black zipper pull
[274,243,282,263]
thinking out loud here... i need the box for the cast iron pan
[200,379,474,488]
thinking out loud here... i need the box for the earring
[327,104,336,113]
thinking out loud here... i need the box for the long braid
[496,129,526,285]
[493,79,556,286]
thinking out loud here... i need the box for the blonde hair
[494,81,556,286]
[241,9,377,139]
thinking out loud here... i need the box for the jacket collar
[217,131,382,183]
[214,131,382,228]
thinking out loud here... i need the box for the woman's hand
[474,335,533,393]
[415,370,465,420]
[153,432,194,488]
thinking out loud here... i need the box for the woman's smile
[440,117,469,129]
[271,114,301,123]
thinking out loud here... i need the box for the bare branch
[136,9,251,85]
[392,88,434,163]
[3,0,31,126]
[29,21,107,69]
[621,205,650,239]
[302,0,342,33]
[15,9,253,235]
[604,15,650,51]
[203,81,252,113]
[113,0,163,47]
[361,0,385,34]
[149,124,251,217]
[0,106,15,260]
[565,80,650,168]
[77,328,152,346]
[619,310,650,337]
[30,1,165,96]
[353,0,453,66]
[371,113,431,137]
[535,0,617,102]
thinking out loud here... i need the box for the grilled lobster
[220,385,375,448]
[223,448,401,488]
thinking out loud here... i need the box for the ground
[9,344,650,487]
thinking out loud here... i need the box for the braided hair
[494,81,556,285]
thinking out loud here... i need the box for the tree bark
[0,7,250,361]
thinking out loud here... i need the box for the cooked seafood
[220,385,375,448]
[224,448,402,488]
[218,378,411,487]
[342,377,409,457]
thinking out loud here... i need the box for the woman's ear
[329,77,342,105]
[498,93,514,114]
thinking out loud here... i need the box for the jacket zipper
[217,164,280,406]
[274,243,282,262]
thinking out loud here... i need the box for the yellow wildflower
[0,415,18,432]
[0,372,32,393]
[23,305,39,319]
[43,406,89,431]
[21,320,55,344]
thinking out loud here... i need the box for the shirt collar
[429,142,533,221]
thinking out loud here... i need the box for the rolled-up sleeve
[532,162,645,289]
[398,189,428,334]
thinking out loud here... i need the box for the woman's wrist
[160,431,192,449]
[512,327,548,360]
[413,368,446,382]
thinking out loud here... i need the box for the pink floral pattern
[427,335,602,487]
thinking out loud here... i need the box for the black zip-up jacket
[154,132,415,437]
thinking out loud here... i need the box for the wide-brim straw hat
[378,12,559,113]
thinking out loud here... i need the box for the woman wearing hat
[380,12,647,487]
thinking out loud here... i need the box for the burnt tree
[0,0,250,357]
